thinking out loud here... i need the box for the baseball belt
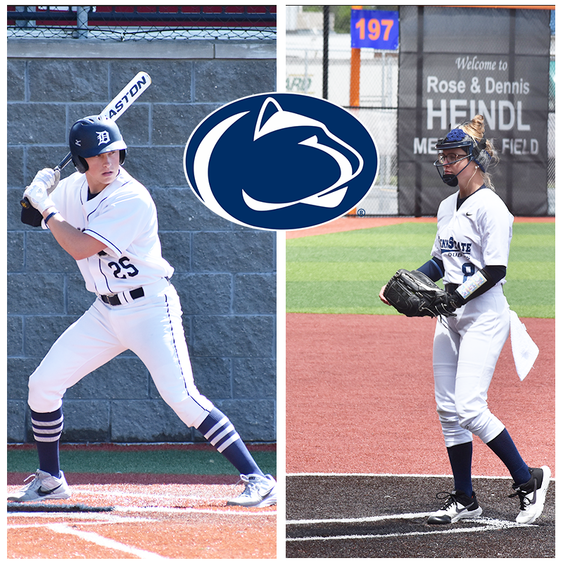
[100,277,170,306]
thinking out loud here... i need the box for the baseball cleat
[510,465,551,524]
[427,490,482,524]
[7,469,71,502]
[227,474,277,507]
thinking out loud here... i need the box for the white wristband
[457,270,488,300]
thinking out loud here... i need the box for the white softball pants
[432,285,510,448]
[28,281,214,429]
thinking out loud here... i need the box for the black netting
[286,6,554,217]
[397,6,554,217]
[7,5,276,41]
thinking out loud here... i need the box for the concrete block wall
[7,40,277,444]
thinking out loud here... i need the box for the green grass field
[287,221,555,319]
[8,447,276,476]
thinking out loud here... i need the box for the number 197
[355,18,394,41]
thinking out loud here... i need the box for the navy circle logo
[184,92,378,230]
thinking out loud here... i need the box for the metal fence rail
[7,5,277,41]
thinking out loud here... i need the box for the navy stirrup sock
[197,408,263,477]
[486,428,530,486]
[447,441,474,498]
[31,408,63,477]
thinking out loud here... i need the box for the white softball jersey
[429,186,537,448]
[431,187,514,285]
[49,168,174,295]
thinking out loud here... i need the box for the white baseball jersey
[49,168,173,295]
[431,187,514,285]
[32,166,215,428]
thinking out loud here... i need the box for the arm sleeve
[417,258,445,282]
[455,264,506,304]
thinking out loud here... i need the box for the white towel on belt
[509,309,539,381]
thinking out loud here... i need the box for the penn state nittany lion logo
[184,93,378,230]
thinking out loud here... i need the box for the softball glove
[383,269,458,318]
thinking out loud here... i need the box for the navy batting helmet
[69,116,127,174]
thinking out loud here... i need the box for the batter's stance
[380,115,550,525]
[9,116,277,508]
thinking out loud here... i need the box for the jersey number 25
[108,256,139,279]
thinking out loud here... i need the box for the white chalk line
[116,505,276,516]
[47,522,169,559]
[8,483,275,516]
[287,514,534,542]
[8,481,275,558]
[287,512,432,525]
[70,486,235,502]
[9,506,275,558]
[8,515,153,527]
[5,485,238,503]
[8,505,276,522]
[8,506,277,528]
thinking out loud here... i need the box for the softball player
[380,115,549,525]
[9,116,276,508]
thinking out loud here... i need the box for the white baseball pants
[433,285,510,447]
[28,280,214,429]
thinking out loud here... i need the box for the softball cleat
[227,473,277,507]
[510,465,551,524]
[427,490,482,525]
[7,469,71,502]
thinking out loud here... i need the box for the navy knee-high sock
[31,407,63,477]
[447,441,474,497]
[486,428,530,486]
[197,408,263,477]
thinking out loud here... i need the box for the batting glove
[23,168,60,214]
[33,168,60,194]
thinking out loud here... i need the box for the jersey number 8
[462,262,475,282]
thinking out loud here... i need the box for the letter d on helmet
[69,116,127,174]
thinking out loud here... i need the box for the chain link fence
[286,6,555,216]
[7,5,276,41]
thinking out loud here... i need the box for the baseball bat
[21,71,152,209]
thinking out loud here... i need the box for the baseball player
[8,116,277,508]
[379,115,550,525]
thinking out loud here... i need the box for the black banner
[398,6,551,216]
